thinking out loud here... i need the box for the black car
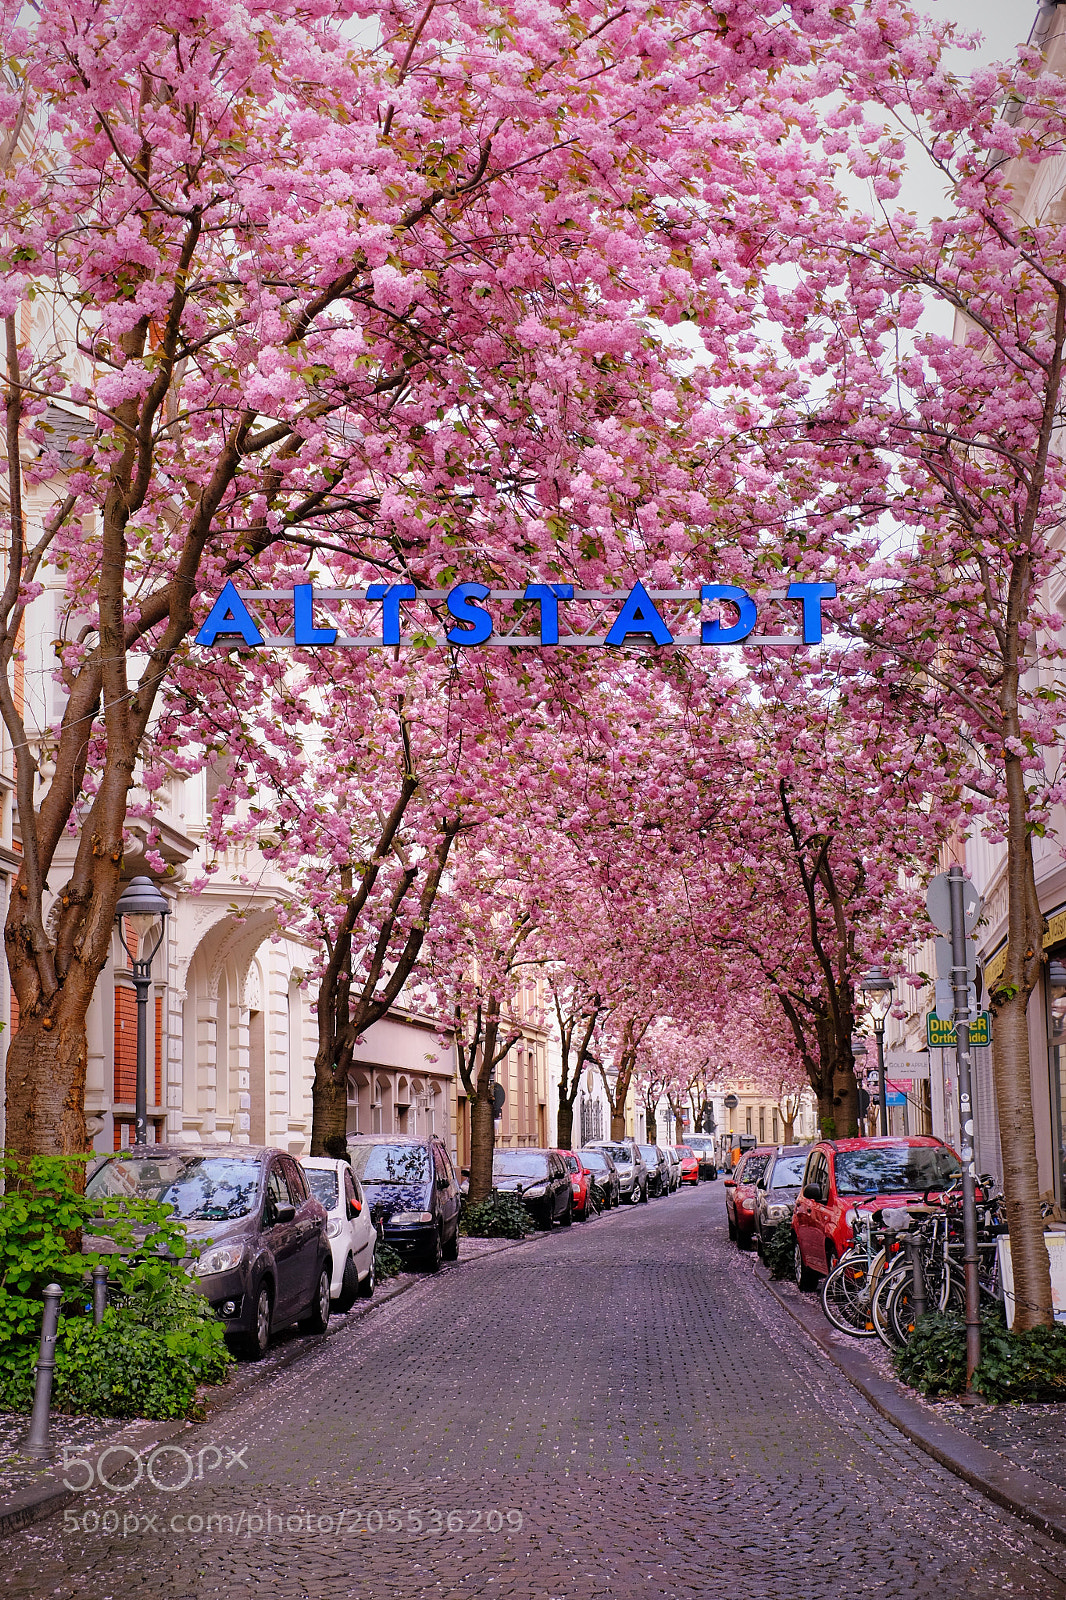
[578,1146,620,1209]
[753,1147,810,1257]
[492,1148,572,1228]
[85,1145,332,1360]
[638,1144,671,1198]
[347,1135,462,1271]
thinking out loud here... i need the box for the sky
[933,0,1039,66]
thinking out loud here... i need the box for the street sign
[934,934,976,981]
[723,1093,739,1110]
[884,1052,931,1079]
[927,872,983,937]
[934,977,977,1018]
[926,1011,991,1049]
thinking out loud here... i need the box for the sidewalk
[755,1258,1066,1546]
[0,1230,531,1537]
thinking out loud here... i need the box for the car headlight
[766,1204,792,1221]
[523,1184,547,1197]
[194,1243,245,1277]
[326,1218,344,1238]
[390,1211,433,1224]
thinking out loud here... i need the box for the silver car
[585,1140,648,1203]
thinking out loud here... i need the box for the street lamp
[115,876,170,1147]
[851,1036,868,1133]
[858,967,893,1136]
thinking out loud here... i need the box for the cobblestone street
[3,1188,1064,1600]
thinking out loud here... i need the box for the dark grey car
[85,1145,332,1359]
[578,1146,620,1208]
[347,1135,462,1271]
[637,1143,671,1198]
[492,1148,572,1228]
[753,1147,809,1256]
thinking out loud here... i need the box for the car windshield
[304,1169,339,1210]
[348,1144,430,1185]
[769,1156,808,1187]
[676,1148,694,1158]
[493,1152,548,1179]
[562,1155,580,1172]
[86,1155,260,1221]
[741,1155,770,1184]
[581,1151,607,1170]
[687,1137,710,1151]
[638,1146,659,1163]
[599,1145,631,1164]
[834,1145,961,1197]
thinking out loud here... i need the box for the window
[350,1144,431,1185]
[88,1153,261,1221]
[758,1108,765,1144]
[772,1112,779,1144]
[305,1168,339,1210]
[344,1170,361,1217]
[283,1159,308,1204]
[745,1108,752,1135]
[266,1165,289,1218]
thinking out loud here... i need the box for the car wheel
[237,1281,273,1361]
[561,1196,573,1227]
[794,1234,818,1292]
[334,1253,359,1313]
[358,1251,376,1299]
[299,1266,332,1335]
[443,1221,460,1261]
[423,1225,444,1270]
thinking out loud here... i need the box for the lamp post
[114,876,170,1148]
[850,1037,868,1133]
[858,968,893,1137]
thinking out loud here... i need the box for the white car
[302,1157,377,1310]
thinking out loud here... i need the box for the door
[283,1157,321,1307]
[433,1141,459,1238]
[792,1151,819,1262]
[346,1167,373,1274]
[263,1161,303,1318]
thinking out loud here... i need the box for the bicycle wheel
[821,1256,878,1337]
[872,1263,909,1346]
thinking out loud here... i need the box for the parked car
[557,1151,595,1220]
[638,1143,671,1198]
[85,1145,332,1360]
[724,1146,774,1247]
[302,1157,377,1309]
[683,1134,718,1180]
[672,1145,699,1185]
[578,1146,621,1209]
[492,1148,572,1227]
[791,1136,963,1288]
[663,1147,682,1191]
[347,1135,462,1272]
[586,1140,648,1203]
[752,1147,809,1257]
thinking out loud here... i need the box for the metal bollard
[91,1263,109,1326]
[24,1283,62,1460]
[905,1234,926,1320]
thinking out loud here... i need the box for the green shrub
[763,1222,795,1280]
[374,1239,404,1281]
[460,1192,533,1240]
[0,1154,231,1418]
[894,1305,1066,1402]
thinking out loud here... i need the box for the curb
[755,1261,1066,1548]
[0,1229,534,1540]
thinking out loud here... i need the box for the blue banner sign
[195,579,836,651]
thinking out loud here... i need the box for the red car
[791,1136,962,1287]
[672,1145,699,1185]
[557,1151,594,1221]
[724,1146,775,1248]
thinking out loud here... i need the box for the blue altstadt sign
[195,578,836,651]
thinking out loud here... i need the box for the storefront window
[1047,957,1066,1208]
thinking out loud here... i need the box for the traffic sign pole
[948,865,982,1386]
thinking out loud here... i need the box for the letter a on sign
[605,581,673,647]
[195,582,264,648]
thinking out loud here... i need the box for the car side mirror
[272,1202,296,1224]
[802,1184,821,1202]
[437,1174,449,1189]
[349,1199,362,1217]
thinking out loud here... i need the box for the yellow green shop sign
[926,1011,992,1049]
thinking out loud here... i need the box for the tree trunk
[309,1065,348,1159]
[675,1113,684,1143]
[556,1097,574,1151]
[831,1057,859,1139]
[990,989,1052,1329]
[782,1113,796,1144]
[469,1092,496,1203]
[610,1109,626,1139]
[646,1108,657,1143]
[816,1090,836,1140]
[4,1007,89,1163]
